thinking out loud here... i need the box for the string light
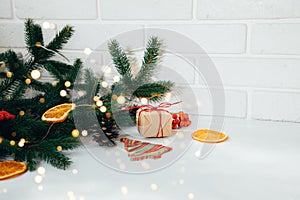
[83,48,92,55]
[150,184,158,191]
[121,186,128,196]
[30,69,41,80]
[93,96,99,102]
[113,75,120,82]
[140,97,148,105]
[60,90,67,97]
[10,140,15,146]
[38,185,44,191]
[117,95,126,104]
[100,106,107,113]
[112,94,118,100]
[81,130,88,137]
[96,100,103,107]
[39,98,45,103]
[25,78,31,85]
[42,21,50,29]
[0,137,2,144]
[57,146,62,151]
[37,167,46,175]
[64,81,71,88]
[18,141,24,147]
[6,71,12,78]
[34,175,43,183]
[19,110,25,116]
[71,129,80,138]
[101,81,108,88]
[49,23,56,29]
[188,193,195,199]
[52,81,58,87]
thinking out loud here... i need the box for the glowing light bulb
[6,71,12,78]
[96,100,103,107]
[188,193,194,199]
[64,81,71,88]
[117,95,126,104]
[39,98,45,103]
[30,69,41,80]
[113,75,120,82]
[60,90,67,97]
[81,130,88,137]
[34,175,43,183]
[83,48,92,55]
[49,23,56,29]
[101,81,108,88]
[25,78,31,85]
[18,141,24,147]
[71,129,80,138]
[37,167,46,175]
[19,110,25,116]
[121,186,128,195]
[57,146,62,151]
[93,96,99,102]
[100,106,107,113]
[150,184,158,191]
[38,185,43,191]
[42,21,50,29]
[140,97,148,105]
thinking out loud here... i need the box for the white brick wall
[0,0,300,123]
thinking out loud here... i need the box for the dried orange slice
[0,160,27,180]
[41,103,75,123]
[192,129,228,143]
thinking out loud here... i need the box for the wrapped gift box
[136,108,172,138]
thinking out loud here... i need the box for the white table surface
[1,117,300,200]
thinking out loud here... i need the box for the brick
[56,23,144,51]
[172,87,247,118]
[100,0,193,20]
[0,23,25,47]
[252,24,300,55]
[203,57,300,89]
[155,55,196,84]
[0,22,57,48]
[252,91,300,122]
[197,0,300,19]
[146,24,246,54]
[15,0,97,19]
[0,0,12,19]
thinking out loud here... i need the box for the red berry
[172,125,178,129]
[8,114,15,120]
[179,121,185,127]
[183,113,189,119]
[174,119,180,124]
[0,112,4,121]
[172,113,178,119]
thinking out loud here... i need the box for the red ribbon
[125,101,181,111]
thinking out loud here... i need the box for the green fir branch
[134,36,162,85]
[108,40,132,83]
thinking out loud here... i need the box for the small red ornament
[0,110,15,121]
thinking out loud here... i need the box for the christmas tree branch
[134,36,162,85]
